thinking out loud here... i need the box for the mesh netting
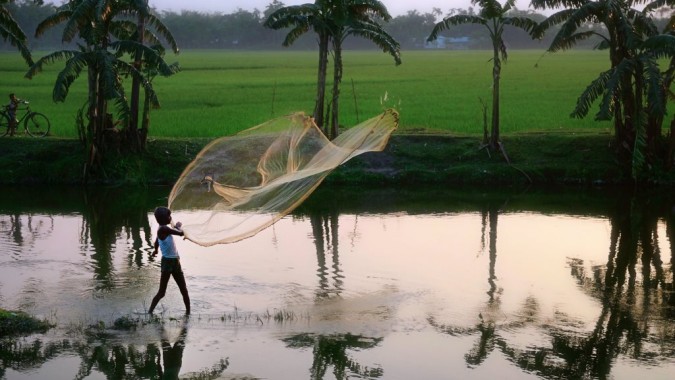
[168,109,398,246]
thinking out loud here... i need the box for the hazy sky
[148,0,534,17]
[41,1,539,17]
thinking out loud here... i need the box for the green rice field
[0,49,614,138]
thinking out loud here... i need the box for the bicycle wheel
[25,112,50,137]
[0,113,9,137]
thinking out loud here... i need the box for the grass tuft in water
[0,308,53,336]
[209,307,308,325]
[112,316,141,330]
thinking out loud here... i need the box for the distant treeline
[4,0,672,51]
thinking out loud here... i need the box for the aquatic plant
[0,309,52,336]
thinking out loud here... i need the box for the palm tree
[326,0,401,139]
[264,1,333,131]
[266,0,401,139]
[26,0,178,174]
[428,0,538,151]
[0,0,33,65]
[125,0,179,151]
[531,0,672,179]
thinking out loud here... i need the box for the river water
[1,185,674,380]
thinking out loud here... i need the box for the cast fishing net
[168,109,398,246]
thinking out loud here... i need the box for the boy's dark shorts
[160,257,183,274]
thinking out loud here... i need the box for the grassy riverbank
[6,50,672,186]
[3,132,669,186]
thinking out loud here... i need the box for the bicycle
[0,100,51,137]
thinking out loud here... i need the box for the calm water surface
[1,185,674,380]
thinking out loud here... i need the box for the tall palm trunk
[129,10,146,151]
[668,118,675,170]
[95,70,107,149]
[314,32,329,133]
[140,91,151,150]
[330,39,343,140]
[86,66,99,167]
[490,37,501,150]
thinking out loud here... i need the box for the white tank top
[158,234,179,259]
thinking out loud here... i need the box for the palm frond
[428,15,485,41]
[63,0,97,43]
[556,30,607,52]
[15,40,33,66]
[34,9,71,37]
[0,6,26,40]
[499,38,507,62]
[534,8,577,38]
[347,21,401,65]
[284,24,311,46]
[97,50,122,101]
[0,5,33,65]
[503,0,517,13]
[642,33,675,57]
[571,68,613,119]
[595,38,611,50]
[129,0,151,16]
[642,0,672,13]
[110,19,136,40]
[627,8,658,37]
[596,59,634,120]
[110,88,131,125]
[530,0,588,11]
[144,13,179,54]
[641,56,666,117]
[52,52,91,102]
[140,29,162,47]
[110,40,179,77]
[25,50,79,79]
[606,1,641,51]
[505,16,539,35]
[96,0,112,23]
[348,0,392,21]
[473,0,502,19]
[264,4,317,29]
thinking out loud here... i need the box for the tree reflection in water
[0,213,54,255]
[293,196,382,379]
[429,190,675,379]
[309,206,344,300]
[0,319,229,379]
[81,188,155,292]
[0,339,72,379]
[283,333,383,379]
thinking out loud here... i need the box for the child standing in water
[148,206,190,315]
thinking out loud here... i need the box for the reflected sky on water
[0,185,674,379]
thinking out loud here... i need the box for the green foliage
[0,0,33,65]
[632,108,648,179]
[0,308,53,336]
[533,0,675,179]
[1,131,650,185]
[428,0,540,148]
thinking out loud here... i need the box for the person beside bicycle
[7,93,21,136]
[1,94,50,138]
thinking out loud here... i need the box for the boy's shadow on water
[72,318,228,379]
[157,320,188,379]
